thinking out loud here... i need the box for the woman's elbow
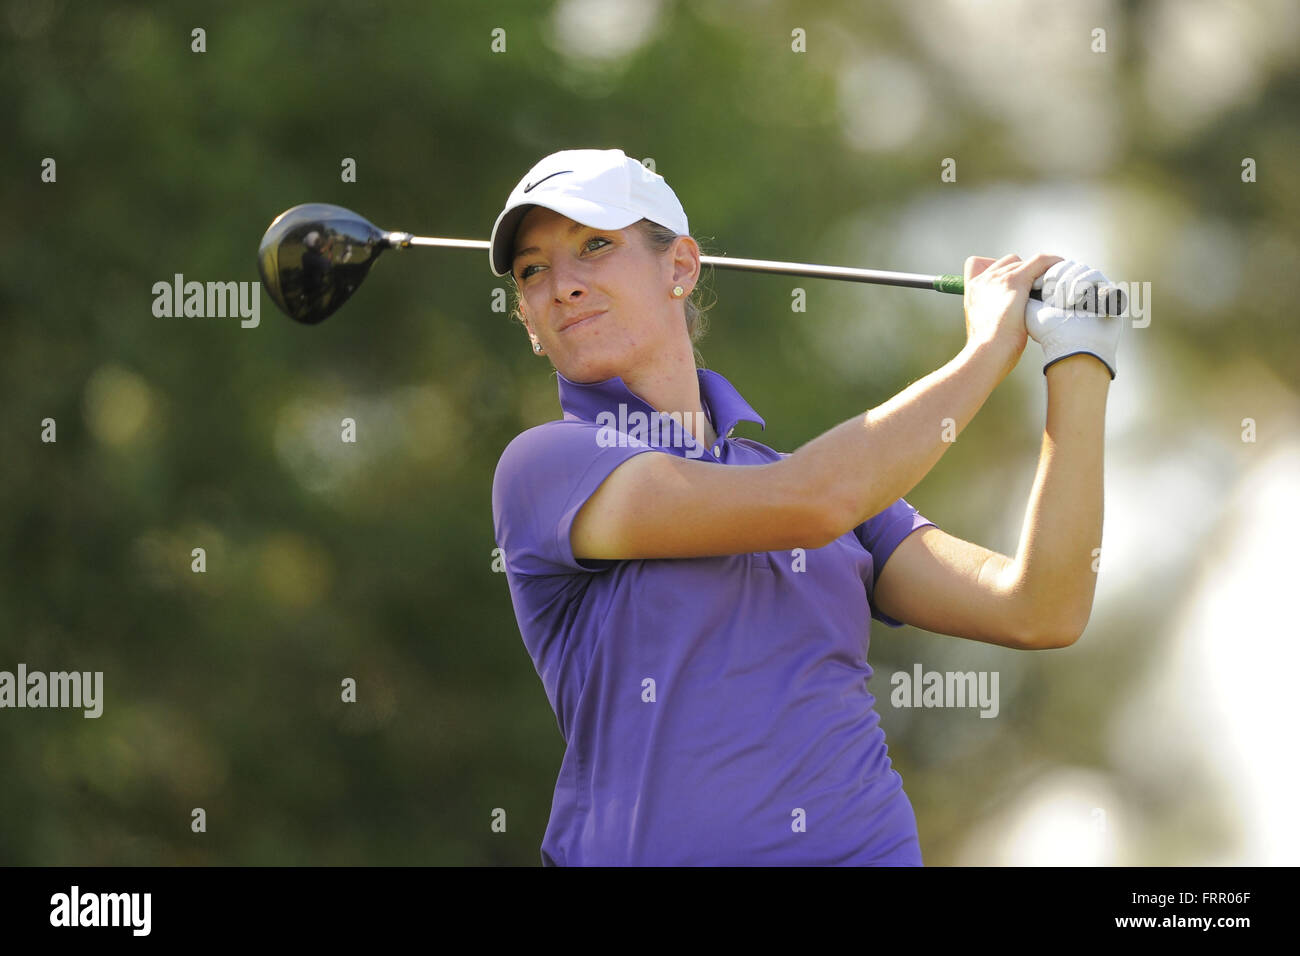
[1033,614,1089,649]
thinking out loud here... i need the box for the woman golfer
[489,148,1120,866]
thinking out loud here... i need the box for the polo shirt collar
[556,368,766,442]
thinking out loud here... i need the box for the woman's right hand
[962,253,1063,378]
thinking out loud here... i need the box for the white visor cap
[490,148,689,277]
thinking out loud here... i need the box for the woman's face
[511,206,697,383]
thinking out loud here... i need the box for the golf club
[257,202,1127,325]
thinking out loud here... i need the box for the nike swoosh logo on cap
[523,170,572,193]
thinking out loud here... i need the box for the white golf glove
[1025,259,1123,380]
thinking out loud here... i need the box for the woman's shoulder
[497,417,603,459]
[493,417,627,495]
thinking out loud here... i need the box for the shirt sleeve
[492,421,659,577]
[854,497,937,628]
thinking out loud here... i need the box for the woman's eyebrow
[514,221,595,262]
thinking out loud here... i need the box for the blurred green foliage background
[2,0,1298,865]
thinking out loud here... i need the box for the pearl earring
[672,285,684,297]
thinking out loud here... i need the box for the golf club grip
[932,274,1127,316]
[931,273,1044,301]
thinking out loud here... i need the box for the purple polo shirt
[492,367,936,866]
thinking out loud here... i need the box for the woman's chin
[558,351,625,384]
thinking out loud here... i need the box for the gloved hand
[1025,259,1123,379]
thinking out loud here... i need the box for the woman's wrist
[1044,352,1113,388]
[958,337,1021,383]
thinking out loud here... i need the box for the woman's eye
[518,238,609,280]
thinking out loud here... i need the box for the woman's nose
[550,263,589,299]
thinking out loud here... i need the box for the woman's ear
[520,310,543,351]
[671,235,701,291]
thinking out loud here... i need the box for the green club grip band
[933,274,964,295]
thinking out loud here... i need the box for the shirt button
[713,445,721,458]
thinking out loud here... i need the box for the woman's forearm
[1009,354,1111,641]
[788,341,1016,535]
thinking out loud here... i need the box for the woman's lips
[561,310,605,332]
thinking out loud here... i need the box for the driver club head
[257,203,397,324]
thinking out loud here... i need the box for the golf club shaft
[701,255,969,297]
[397,233,968,295]
[392,234,1129,309]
